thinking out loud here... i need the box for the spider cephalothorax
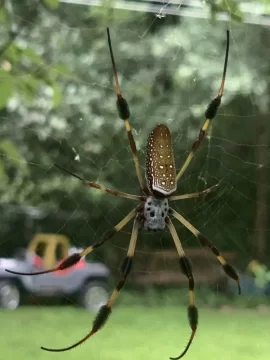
[6,28,241,359]
[143,195,169,231]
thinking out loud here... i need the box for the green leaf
[16,74,41,101]
[52,84,62,108]
[0,70,14,108]
[0,160,7,180]
[0,8,7,23]
[21,47,44,64]
[0,139,27,171]
[53,63,73,77]
[44,0,59,9]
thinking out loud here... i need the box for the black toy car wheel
[0,281,20,310]
[78,281,109,313]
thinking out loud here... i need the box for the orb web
[0,1,269,357]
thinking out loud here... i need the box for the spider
[6,28,240,359]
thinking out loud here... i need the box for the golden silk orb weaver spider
[6,28,241,358]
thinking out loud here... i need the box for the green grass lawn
[0,306,269,360]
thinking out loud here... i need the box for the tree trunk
[254,116,268,262]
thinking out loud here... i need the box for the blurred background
[0,0,270,359]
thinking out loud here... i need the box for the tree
[0,0,269,264]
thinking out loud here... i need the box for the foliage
[0,1,269,264]
[120,286,270,308]
[248,260,270,289]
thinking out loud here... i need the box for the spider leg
[176,30,230,183]
[54,164,145,201]
[41,217,140,352]
[5,207,138,276]
[107,28,145,192]
[169,207,241,294]
[166,218,198,360]
[169,183,218,201]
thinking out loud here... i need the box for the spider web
[1,0,270,317]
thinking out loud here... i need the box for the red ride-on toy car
[0,233,110,312]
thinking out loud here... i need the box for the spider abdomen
[143,196,169,231]
[146,124,177,197]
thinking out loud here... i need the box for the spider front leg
[41,217,140,352]
[5,207,139,276]
[176,30,230,183]
[167,218,198,360]
[169,183,219,201]
[107,28,145,193]
[170,208,241,294]
[54,164,144,201]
